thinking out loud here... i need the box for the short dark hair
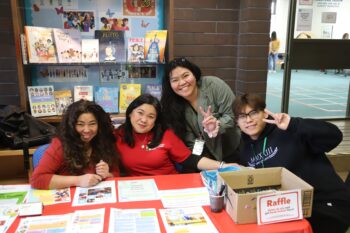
[232,93,266,118]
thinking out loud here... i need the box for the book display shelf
[17,0,171,122]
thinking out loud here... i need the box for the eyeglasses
[237,110,260,122]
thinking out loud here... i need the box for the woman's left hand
[199,106,220,138]
[96,160,112,179]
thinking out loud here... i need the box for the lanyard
[251,137,267,168]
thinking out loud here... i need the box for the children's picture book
[94,87,119,113]
[127,37,144,62]
[144,84,162,100]
[95,30,126,62]
[54,90,73,115]
[27,188,71,206]
[53,28,82,63]
[72,181,116,206]
[27,85,57,117]
[119,83,141,113]
[24,26,58,63]
[74,85,93,102]
[144,30,167,63]
[81,39,99,63]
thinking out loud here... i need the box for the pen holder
[209,194,224,213]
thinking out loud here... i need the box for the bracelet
[219,161,225,169]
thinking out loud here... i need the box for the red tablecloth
[7,173,313,233]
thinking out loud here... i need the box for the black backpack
[0,105,56,170]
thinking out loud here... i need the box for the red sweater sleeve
[30,138,66,189]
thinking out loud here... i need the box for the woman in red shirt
[31,100,120,189]
[116,94,239,176]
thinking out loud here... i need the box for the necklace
[140,133,149,150]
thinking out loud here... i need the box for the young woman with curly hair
[31,100,119,189]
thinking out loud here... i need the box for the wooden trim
[10,0,27,110]
[0,148,36,157]
[165,0,174,61]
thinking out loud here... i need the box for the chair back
[33,144,50,169]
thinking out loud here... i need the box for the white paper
[15,213,72,233]
[296,8,313,31]
[118,179,159,202]
[0,184,30,204]
[257,189,303,225]
[0,204,19,233]
[72,180,116,206]
[159,187,210,208]
[18,202,42,216]
[67,208,105,233]
[109,208,161,233]
[159,207,218,233]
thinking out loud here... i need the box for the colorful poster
[123,0,156,16]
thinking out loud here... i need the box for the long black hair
[118,94,167,148]
[161,57,202,139]
[59,100,118,174]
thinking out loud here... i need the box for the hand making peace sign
[199,105,220,138]
[263,109,291,130]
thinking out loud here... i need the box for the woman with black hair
[160,57,241,168]
[31,100,119,189]
[116,94,239,176]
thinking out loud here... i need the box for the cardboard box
[218,167,313,224]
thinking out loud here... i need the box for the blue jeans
[268,53,277,71]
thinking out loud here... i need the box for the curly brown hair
[58,100,118,174]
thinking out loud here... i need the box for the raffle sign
[257,189,303,225]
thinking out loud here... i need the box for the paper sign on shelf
[257,189,303,225]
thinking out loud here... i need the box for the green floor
[266,70,350,118]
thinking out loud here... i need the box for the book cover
[54,90,73,115]
[127,37,144,62]
[53,28,82,63]
[27,86,57,117]
[119,84,141,113]
[95,30,126,62]
[81,39,99,63]
[24,26,58,63]
[144,84,162,100]
[74,86,93,102]
[94,87,119,113]
[144,30,167,63]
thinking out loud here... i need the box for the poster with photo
[100,64,128,82]
[62,10,95,35]
[296,8,313,31]
[299,0,313,6]
[123,0,156,16]
[47,66,88,82]
[321,12,337,23]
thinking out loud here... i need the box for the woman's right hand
[77,174,102,187]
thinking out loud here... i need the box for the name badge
[192,139,205,156]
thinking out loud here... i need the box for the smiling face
[129,103,157,134]
[236,105,268,140]
[169,66,198,102]
[75,113,98,143]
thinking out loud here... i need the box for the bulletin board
[23,0,165,92]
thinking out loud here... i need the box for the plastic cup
[209,194,224,213]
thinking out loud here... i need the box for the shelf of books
[21,0,166,120]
